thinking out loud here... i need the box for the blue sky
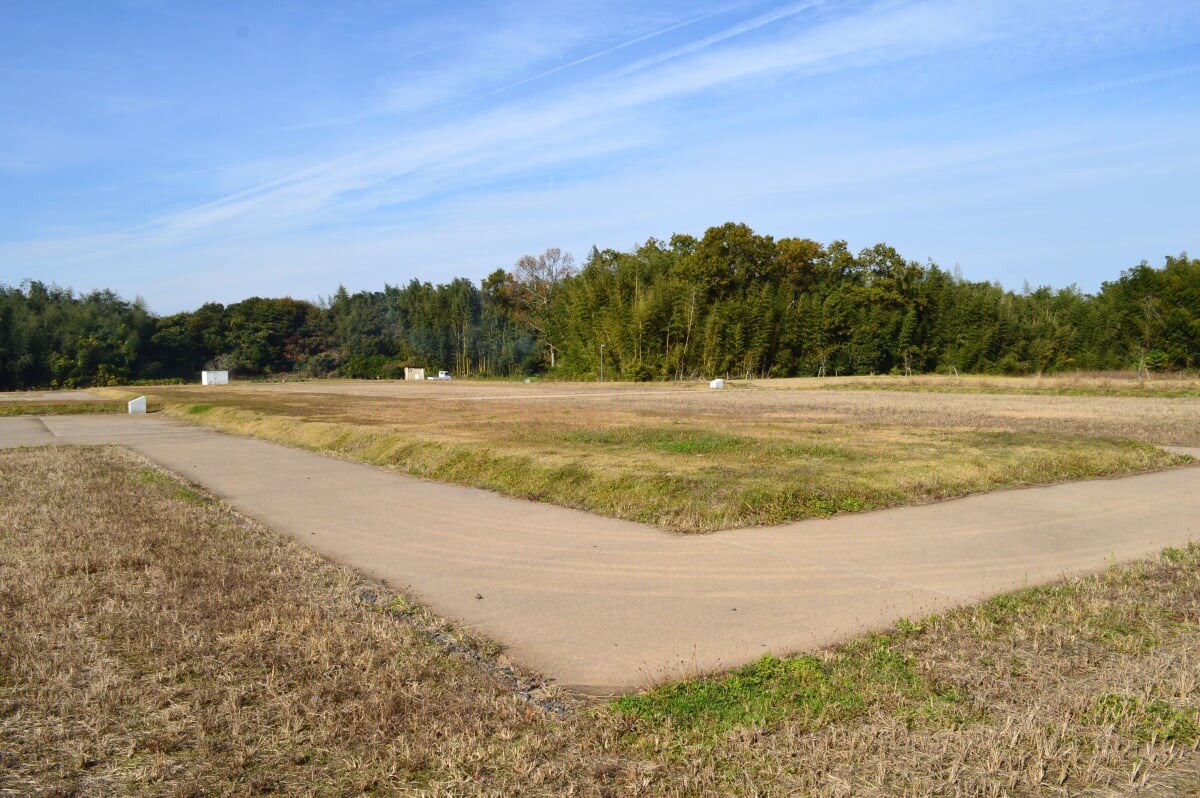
[1,1,1198,314]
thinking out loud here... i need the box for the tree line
[2,223,1197,390]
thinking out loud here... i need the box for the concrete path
[4,413,1198,694]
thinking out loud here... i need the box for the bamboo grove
[1,223,1197,390]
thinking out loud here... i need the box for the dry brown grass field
[115,375,1199,531]
[3,445,1199,796]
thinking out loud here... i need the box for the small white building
[201,370,230,385]
[404,367,426,381]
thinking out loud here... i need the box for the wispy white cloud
[100,1,996,250]
[485,2,744,96]
[606,0,833,79]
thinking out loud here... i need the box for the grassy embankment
[0,400,128,416]
[111,379,1194,532]
[2,445,1198,795]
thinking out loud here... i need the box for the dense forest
[2,223,1197,390]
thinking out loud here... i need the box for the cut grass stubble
[3,445,1199,796]
[0,446,605,795]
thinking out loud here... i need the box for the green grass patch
[657,435,743,454]
[614,654,865,734]
[1086,694,1200,743]
[613,637,970,736]
[128,467,208,505]
[563,427,747,455]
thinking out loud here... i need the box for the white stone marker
[128,396,147,414]
[709,378,725,390]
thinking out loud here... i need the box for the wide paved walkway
[4,412,1197,693]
